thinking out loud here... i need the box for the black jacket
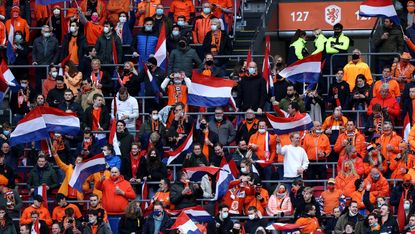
[83,105,110,130]
[379,215,399,234]
[120,155,147,181]
[138,67,165,97]
[29,220,49,234]
[144,157,167,182]
[83,222,112,234]
[170,181,203,209]
[58,100,84,117]
[117,129,134,158]
[294,196,321,219]
[60,33,87,62]
[183,153,209,168]
[237,74,267,111]
[32,35,60,65]
[215,216,233,234]
[95,34,123,64]
[329,81,351,110]
[243,218,268,234]
[0,163,15,188]
[390,184,415,213]
[121,72,140,97]
[46,87,66,108]
[236,119,259,143]
[118,216,144,234]
[27,163,58,190]
[202,30,233,64]
[142,213,173,234]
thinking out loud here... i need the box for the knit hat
[0,175,8,186]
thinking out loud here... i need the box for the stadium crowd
[3,0,415,234]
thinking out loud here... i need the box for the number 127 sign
[278,1,376,31]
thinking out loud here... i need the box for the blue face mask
[3,130,9,136]
[177,21,185,26]
[248,67,256,75]
[203,8,211,14]
[153,210,162,216]
[172,30,180,37]
[145,26,153,32]
[156,9,163,16]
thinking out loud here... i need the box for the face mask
[258,129,266,134]
[232,229,240,234]
[43,32,50,38]
[315,130,322,134]
[53,9,60,15]
[404,203,411,210]
[248,214,255,220]
[20,83,27,88]
[51,72,58,78]
[145,26,153,32]
[173,80,182,85]
[287,93,294,98]
[372,174,380,180]
[153,210,162,216]
[336,76,342,82]
[172,30,180,37]
[203,8,211,14]
[215,116,223,122]
[103,27,110,34]
[123,69,130,74]
[211,25,217,31]
[103,151,109,156]
[88,218,96,224]
[119,16,126,23]
[3,130,9,136]
[156,9,164,15]
[179,41,186,48]
[70,26,76,33]
[248,67,256,75]
[327,185,335,190]
[344,165,351,172]
[334,31,341,37]
[91,15,99,22]
[200,123,207,129]
[205,60,214,66]
[240,167,247,173]
[276,62,283,67]
[15,34,22,43]
[110,176,118,181]
[177,21,185,26]
[221,212,228,219]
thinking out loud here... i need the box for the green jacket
[279,96,306,113]
[326,33,350,54]
[313,34,327,54]
[27,163,58,190]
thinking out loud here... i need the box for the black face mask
[178,41,186,49]
[123,69,130,74]
[276,62,282,67]
[200,123,207,129]
[232,229,240,234]
[287,93,294,98]
[334,31,341,37]
[205,60,214,66]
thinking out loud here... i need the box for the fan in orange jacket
[6,6,30,42]
[52,193,83,222]
[335,160,361,197]
[136,0,160,26]
[320,178,343,215]
[95,167,136,215]
[243,180,269,215]
[106,0,130,25]
[80,0,107,25]
[337,145,365,176]
[391,52,415,91]
[364,168,390,204]
[368,84,400,121]
[222,176,252,215]
[334,120,367,160]
[390,142,415,180]
[376,122,402,161]
[193,2,215,44]
[372,67,401,99]
[295,204,321,234]
[349,179,366,210]
[20,195,52,226]
[303,122,331,161]
[169,0,195,23]
[248,120,277,167]
[363,144,388,176]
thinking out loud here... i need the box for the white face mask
[51,72,58,78]
[258,129,266,134]
[103,151,109,156]
[211,25,218,31]
[221,212,228,219]
[404,203,411,210]
[53,9,60,15]
[248,214,255,220]
[240,167,247,173]
[103,27,110,34]
[152,114,158,121]
[119,16,127,23]
[70,26,76,33]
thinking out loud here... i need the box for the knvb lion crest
[325,5,341,26]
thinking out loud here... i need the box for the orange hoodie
[363,171,390,204]
[334,130,367,159]
[20,205,52,226]
[295,216,320,234]
[335,173,360,197]
[302,132,331,161]
[376,132,402,161]
[248,131,277,167]
[96,176,136,215]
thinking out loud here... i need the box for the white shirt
[111,94,139,129]
[279,144,309,178]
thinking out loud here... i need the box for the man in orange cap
[391,52,415,91]
[5,6,29,42]
[0,174,22,219]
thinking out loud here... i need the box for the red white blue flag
[359,0,400,25]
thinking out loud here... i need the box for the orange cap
[0,175,8,186]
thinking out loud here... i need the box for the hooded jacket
[168,45,201,77]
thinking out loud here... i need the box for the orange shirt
[85,21,103,45]
[0,21,6,46]
[193,13,213,44]
[68,37,79,64]
[302,133,331,161]
[167,84,187,106]
[80,0,107,25]
[391,62,415,90]
[320,189,342,215]
[5,17,30,42]
[20,205,52,226]
[33,3,49,22]
[92,108,102,131]
[295,216,320,234]
[152,191,173,209]
[52,204,82,222]
[248,131,277,165]
[170,0,195,22]
[136,0,160,26]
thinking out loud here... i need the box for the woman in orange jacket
[335,160,360,197]
[337,145,365,176]
[390,142,415,180]
[363,144,388,176]
[349,179,366,210]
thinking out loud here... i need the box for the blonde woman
[266,184,292,216]
[335,160,360,197]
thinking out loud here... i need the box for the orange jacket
[96,175,136,215]
[5,17,30,42]
[391,62,415,90]
[136,0,160,26]
[167,84,188,106]
[33,3,49,22]
[266,194,292,216]
[222,179,250,215]
[390,154,415,180]
[364,173,390,204]
[321,189,342,215]
[53,153,85,200]
[295,216,320,234]
[322,115,348,132]
[302,132,331,161]
[106,0,130,25]
[84,22,103,45]
[334,130,367,159]
[409,125,415,151]
[372,79,400,98]
[244,188,269,215]
[343,60,373,90]
[0,21,6,46]
[208,0,233,26]
[169,0,195,22]
[367,95,400,120]
[350,190,366,209]
[80,0,107,25]
[337,156,365,176]
[152,191,174,210]
[20,205,52,226]
[83,170,110,199]
[335,173,360,197]
[52,204,82,222]
[193,13,214,44]
[248,131,277,166]
[42,76,56,98]
[376,132,402,161]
